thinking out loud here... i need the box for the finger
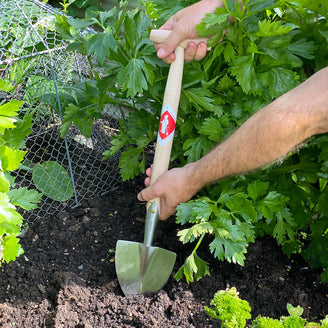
[184,42,197,62]
[145,167,152,177]
[194,41,207,61]
[144,176,151,187]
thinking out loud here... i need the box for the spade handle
[147,45,185,210]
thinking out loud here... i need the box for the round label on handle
[157,104,176,146]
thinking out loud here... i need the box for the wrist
[184,161,211,194]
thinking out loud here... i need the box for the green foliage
[0,100,41,264]
[205,287,251,328]
[206,288,326,328]
[55,0,328,283]
[32,161,74,201]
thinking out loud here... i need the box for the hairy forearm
[188,67,328,190]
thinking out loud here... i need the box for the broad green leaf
[87,32,117,65]
[288,38,315,60]
[8,187,41,210]
[177,222,214,244]
[260,67,298,98]
[0,193,22,226]
[176,201,194,225]
[257,191,289,220]
[256,20,292,37]
[0,172,10,193]
[32,161,74,201]
[247,0,276,14]
[0,100,22,134]
[0,80,13,92]
[119,146,145,181]
[0,146,26,171]
[230,55,261,95]
[183,136,213,162]
[225,193,257,222]
[273,208,295,244]
[174,252,210,283]
[104,133,130,158]
[2,235,24,263]
[117,59,153,98]
[0,99,22,117]
[199,117,224,142]
[183,87,216,112]
[190,198,216,223]
[1,115,33,149]
[247,181,269,201]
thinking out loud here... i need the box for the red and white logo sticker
[157,104,176,146]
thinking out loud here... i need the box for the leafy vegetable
[0,100,41,264]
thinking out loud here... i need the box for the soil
[0,177,327,328]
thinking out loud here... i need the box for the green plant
[206,288,327,328]
[55,0,328,283]
[0,99,41,264]
[205,287,251,328]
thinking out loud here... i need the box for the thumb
[137,184,158,202]
[157,26,185,59]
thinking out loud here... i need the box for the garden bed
[0,177,327,327]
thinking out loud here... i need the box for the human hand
[137,164,200,220]
[154,0,221,63]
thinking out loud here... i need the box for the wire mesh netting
[0,0,123,222]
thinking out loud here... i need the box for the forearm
[188,67,328,190]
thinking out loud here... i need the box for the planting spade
[115,30,208,296]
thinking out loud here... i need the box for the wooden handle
[147,46,185,210]
[150,29,209,49]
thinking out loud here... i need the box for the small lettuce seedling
[205,287,251,328]
[206,288,327,327]
[252,316,283,328]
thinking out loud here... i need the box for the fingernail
[157,48,166,58]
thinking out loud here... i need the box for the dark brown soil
[0,178,327,327]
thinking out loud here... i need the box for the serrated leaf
[229,55,261,95]
[257,191,289,220]
[176,201,194,225]
[0,172,9,193]
[174,252,209,283]
[0,146,26,171]
[119,146,145,181]
[225,193,257,222]
[247,181,269,201]
[87,32,117,65]
[7,187,41,210]
[2,235,24,263]
[288,38,315,60]
[183,136,213,162]
[177,222,214,243]
[183,87,217,112]
[2,115,33,149]
[117,59,152,98]
[273,208,295,244]
[0,193,22,226]
[199,117,224,142]
[260,67,298,98]
[0,100,22,134]
[256,20,292,37]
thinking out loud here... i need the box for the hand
[137,164,200,220]
[154,0,220,63]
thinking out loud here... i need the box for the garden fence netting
[0,0,123,222]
